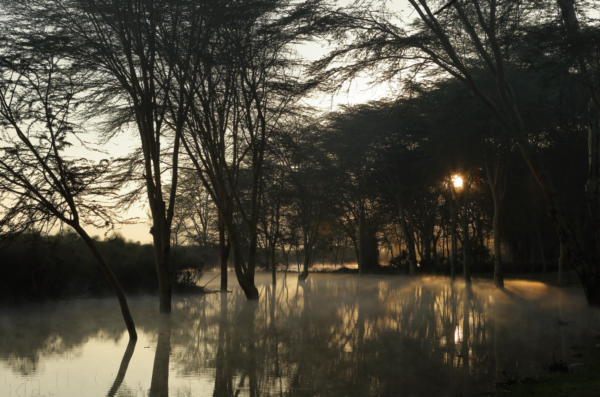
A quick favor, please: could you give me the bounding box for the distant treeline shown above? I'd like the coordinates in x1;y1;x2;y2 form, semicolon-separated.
0;232;217;302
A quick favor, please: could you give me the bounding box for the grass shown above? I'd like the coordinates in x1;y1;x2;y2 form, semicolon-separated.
493;346;600;396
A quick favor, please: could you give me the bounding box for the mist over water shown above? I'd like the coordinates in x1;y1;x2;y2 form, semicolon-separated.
0;274;597;397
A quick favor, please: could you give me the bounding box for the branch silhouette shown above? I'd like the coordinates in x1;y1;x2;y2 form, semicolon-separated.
434;0;459;15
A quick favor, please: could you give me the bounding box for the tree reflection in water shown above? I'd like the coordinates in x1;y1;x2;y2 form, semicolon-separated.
149;314;171;397
0;275;594;397
107;338;136;397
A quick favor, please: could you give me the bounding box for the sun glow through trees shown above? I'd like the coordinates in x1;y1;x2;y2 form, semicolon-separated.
452;175;463;189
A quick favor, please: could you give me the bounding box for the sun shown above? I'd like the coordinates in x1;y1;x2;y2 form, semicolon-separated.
452;175;463;189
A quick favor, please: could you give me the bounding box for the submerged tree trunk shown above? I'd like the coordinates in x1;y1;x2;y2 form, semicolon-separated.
74;225;137;340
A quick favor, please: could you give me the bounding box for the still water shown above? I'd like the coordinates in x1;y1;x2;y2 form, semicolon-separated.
0;274;598;397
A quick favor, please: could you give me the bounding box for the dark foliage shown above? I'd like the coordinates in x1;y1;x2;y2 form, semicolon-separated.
0;232;216;301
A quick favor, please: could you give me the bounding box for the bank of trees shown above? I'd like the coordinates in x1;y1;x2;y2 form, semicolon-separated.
1;0;600;307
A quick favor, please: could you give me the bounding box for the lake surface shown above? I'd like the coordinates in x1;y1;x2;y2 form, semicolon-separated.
1;273;598;397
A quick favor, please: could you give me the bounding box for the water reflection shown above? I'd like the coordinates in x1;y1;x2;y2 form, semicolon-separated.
149;314;171;397
107;339;136;397
0;275;596;397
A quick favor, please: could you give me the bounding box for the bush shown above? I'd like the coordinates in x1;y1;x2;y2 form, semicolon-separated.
0;232;215;301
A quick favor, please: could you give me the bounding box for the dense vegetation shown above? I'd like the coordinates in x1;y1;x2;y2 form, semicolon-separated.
0;232;209;302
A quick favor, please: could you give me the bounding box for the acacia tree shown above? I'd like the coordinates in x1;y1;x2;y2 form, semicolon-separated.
0;52;137;338
310;0;600;302
179;0;322;298
9;0;212;311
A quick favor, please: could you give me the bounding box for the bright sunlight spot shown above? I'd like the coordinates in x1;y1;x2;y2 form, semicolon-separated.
452;175;463;189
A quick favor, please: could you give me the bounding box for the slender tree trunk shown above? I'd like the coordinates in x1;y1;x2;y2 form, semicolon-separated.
485;160;504;288
586;101;600;261
398;197;417;275
218;211;231;292
74;225;137;339
559;241;566;287
492;198;503;287
450;195;457;281
358;200;366;276
271;240;277;286
462;194;472;284
535;222;548;272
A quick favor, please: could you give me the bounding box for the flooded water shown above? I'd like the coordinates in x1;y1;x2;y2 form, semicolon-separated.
1;273;598;397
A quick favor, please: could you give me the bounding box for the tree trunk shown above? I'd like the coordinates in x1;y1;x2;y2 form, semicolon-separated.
271;240;277;286
74;225;137;339
586;101;600;262
149;314;171;397
450;195;457;281
397;197;417;275
358;200;366;276
558;241;566;287
151;221;172;313
299;205;322;282
462;194;472;284
492;198;503;287
218;211;231;292
535;222;548;272
228;223;259;299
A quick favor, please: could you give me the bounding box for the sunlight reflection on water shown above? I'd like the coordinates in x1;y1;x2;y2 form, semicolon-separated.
0;273;597;397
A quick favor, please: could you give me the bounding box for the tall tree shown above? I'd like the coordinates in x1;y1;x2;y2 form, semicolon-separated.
0;51;137;338
179;0;322;298
9;0;211;311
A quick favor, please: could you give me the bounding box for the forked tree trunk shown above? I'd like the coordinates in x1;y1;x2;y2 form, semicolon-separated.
298;205;322;282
